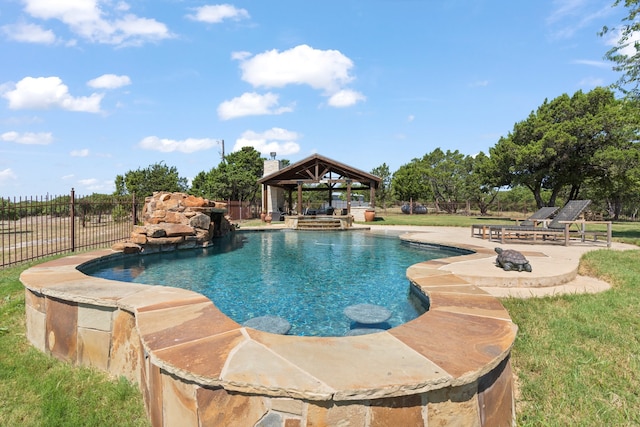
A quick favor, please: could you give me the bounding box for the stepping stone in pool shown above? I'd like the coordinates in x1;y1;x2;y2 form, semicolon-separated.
243;316;291;335
343;303;392;324
345;328;387;336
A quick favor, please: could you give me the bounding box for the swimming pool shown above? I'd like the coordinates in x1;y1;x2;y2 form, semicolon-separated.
22;228;517;426
84;230;465;336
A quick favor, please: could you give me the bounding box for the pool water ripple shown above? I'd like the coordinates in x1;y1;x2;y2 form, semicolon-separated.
86;230;462;336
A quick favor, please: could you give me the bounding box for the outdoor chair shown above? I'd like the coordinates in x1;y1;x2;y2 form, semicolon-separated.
471;206;559;239
488;200;611;247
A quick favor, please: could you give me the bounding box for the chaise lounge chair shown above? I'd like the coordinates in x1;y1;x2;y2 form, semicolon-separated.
488;200;611;247
471;206;559;239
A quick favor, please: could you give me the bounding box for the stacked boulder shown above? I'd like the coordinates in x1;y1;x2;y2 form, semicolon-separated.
112;192;232;254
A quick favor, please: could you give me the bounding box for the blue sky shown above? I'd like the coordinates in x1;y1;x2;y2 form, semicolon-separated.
0;0;631;197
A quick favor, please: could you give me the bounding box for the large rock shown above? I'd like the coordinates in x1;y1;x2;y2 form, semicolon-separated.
111;242;142;254
183;195;208;208
162;223;195;237
189;213;211;230
130;233;147;245
146;236;185;246
112;192;233;254
146;225;166;238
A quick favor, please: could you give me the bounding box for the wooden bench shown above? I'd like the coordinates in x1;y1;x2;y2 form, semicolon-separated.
489;221;612;247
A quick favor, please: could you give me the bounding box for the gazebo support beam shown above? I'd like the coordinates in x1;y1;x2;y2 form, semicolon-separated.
370;182;376;208
297;181;303;215
346;180;352;215
262;184;268;214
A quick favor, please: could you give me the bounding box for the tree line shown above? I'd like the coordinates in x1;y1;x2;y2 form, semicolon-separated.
0;193;134;223
109;87;639;219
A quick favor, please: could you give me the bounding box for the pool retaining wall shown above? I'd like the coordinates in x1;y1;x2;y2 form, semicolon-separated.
21;241;516;426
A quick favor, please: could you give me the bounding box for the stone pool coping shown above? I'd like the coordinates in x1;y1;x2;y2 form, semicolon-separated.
20;231;517;401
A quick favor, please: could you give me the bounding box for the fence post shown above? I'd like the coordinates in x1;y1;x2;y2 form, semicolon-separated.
70;188;76;252
132;193;137;227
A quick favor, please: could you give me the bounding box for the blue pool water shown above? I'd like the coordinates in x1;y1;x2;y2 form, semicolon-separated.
85;230;464;336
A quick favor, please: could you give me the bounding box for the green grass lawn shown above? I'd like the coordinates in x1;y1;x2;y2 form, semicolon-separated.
505;249;640;425
2;214;639;425
0;260;150;427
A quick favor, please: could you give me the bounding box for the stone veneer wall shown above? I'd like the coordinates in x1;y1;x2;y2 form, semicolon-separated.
23;287;514;426
114;192;232;254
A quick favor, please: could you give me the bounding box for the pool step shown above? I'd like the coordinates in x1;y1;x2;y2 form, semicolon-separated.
296;218;344;230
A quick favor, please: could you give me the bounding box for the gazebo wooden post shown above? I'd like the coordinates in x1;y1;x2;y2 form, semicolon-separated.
287;189;293;215
297;181;303;216
346;179;352;215
370;181;376;208
262;184;268;214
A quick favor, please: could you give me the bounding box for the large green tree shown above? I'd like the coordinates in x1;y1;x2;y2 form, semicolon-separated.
420;148;473;213
587;143;640;218
391;159;432;206
392;149;498;214
191;146;264;203
466;152;499;215
114;162;188;198
485;87;636;208
370;163;392;209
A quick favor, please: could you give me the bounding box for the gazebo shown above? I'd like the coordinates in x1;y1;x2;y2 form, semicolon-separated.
258;154;381;221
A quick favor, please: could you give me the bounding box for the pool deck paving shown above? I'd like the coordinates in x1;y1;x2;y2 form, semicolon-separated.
365;224;636;298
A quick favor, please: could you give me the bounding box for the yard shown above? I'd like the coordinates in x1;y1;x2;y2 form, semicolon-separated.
1;213;639;425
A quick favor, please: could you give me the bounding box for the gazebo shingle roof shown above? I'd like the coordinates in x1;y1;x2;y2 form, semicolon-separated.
258;153;381;190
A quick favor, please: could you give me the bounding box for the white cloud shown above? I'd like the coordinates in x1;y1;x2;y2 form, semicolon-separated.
572;59;610;68
138;136;220;153
79;178;99;186
187;4;250;23
0;115;43;126
238;44;355;93
76;177;114;193
231;51;251;61
1;130;53;145
235;45;365;108
605;27;640;58
87;74;131;89
546;0;586;25
217;92;293;120
2;76;103;113
407;115;415;122
20;0;172;46
546;0;612;40
233;128;301;156
327;89;366;107
70;148;90;157
0;168;18;182
2;22;56;44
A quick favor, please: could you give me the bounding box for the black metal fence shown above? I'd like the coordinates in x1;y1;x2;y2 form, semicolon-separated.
1;189;144;268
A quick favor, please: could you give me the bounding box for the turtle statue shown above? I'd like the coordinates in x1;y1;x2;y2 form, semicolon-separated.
494;247;532;272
